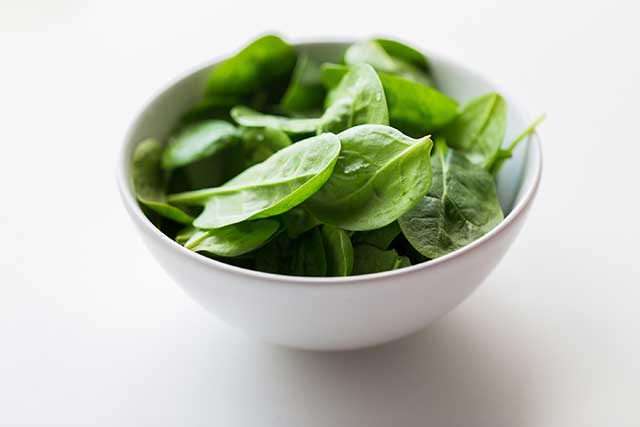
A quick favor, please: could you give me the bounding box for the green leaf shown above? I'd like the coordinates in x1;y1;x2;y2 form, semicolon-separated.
345;40;433;87
168;133;341;229
132;139;194;224
319;63;388;133
281;55;326;113
291;228;327;276
206;35;296;100
305;125;433;231
162;120;238;170
238;127;292;168
321;225;354;276
182;219;280;257
373;38;430;72
352;244;410;275
230;106;320;135
179;95;244;124
351;221;401;250
279;207;320;238
254;234;295;274
490;114;546;176
321;64;458;137
399;139;504;259
442;92;507;169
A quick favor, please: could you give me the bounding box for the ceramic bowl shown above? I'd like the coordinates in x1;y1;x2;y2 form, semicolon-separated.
117;41;542;351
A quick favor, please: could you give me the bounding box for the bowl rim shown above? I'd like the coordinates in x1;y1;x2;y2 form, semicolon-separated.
117;38;543;285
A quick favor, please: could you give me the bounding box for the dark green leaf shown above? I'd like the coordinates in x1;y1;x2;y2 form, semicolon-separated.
132;139;194;224
279;207;321;238
321;225;354;276
373;38;430;72
352;244;410;275
351;221;401;250
306;125;433;231
206;35;296;100
162;120;238;170
291;228;327;276
399;139;504;258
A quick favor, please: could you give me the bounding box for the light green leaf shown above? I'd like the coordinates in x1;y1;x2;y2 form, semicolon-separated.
319;63;388;133
281;55;326;113
306;125;433;231
169;133;341;229
230;106;320;135
183;219;280;257
443;92;507;169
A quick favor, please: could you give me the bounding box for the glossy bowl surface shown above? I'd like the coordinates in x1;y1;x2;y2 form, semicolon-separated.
117;41;542;350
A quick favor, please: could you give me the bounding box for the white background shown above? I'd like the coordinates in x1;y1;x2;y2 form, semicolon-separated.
1;0;639;425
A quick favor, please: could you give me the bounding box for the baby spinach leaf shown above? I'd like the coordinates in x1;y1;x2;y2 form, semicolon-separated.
443;92;507;169
352;244;411;275
321;64;457;137
132;139;194;224
206;35;296;100
305;125;433;231
490;114;546;176
351;221;401;250
238;127;292;168
168;133;341;229
162;120;238;170
230;106;320;135
279;207;321;238
399;139;504;259
381;73;458;137
373;38;430;72
182;219;280;257
345;40;433;87
291;228;327;276
255;234;295;275
321;225;354;276
319;63;388;133
281;55;326;113
179;95;244;124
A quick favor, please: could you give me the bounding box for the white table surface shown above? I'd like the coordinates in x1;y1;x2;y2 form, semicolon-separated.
2;1;639;425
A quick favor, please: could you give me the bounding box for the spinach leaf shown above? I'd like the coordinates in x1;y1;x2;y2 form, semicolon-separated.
182;219;280;257
442;92;507;169
291;228;327;276
132;139;194;224
345;40;433;87
255;234;295;274
351;221;401;250
399;139;504;259
206;35;296;100
321;64;458;136
168;133;341;229
319;63;388;133
352;244;411;275
321;225;354;276
279;207;321;238
238;127;292;168
179;95;244;124
162;120;238;170
231;106;319;135
373;38;430;72
281;55;326;113
306;125;433;231
490;114;546;176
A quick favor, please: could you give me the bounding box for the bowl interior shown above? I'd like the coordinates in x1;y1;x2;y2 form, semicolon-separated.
122;41;539;230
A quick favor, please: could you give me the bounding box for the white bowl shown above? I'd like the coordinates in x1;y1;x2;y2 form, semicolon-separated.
117;41;542;351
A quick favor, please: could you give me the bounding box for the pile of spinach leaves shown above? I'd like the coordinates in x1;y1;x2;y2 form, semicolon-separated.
132;35;543;276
